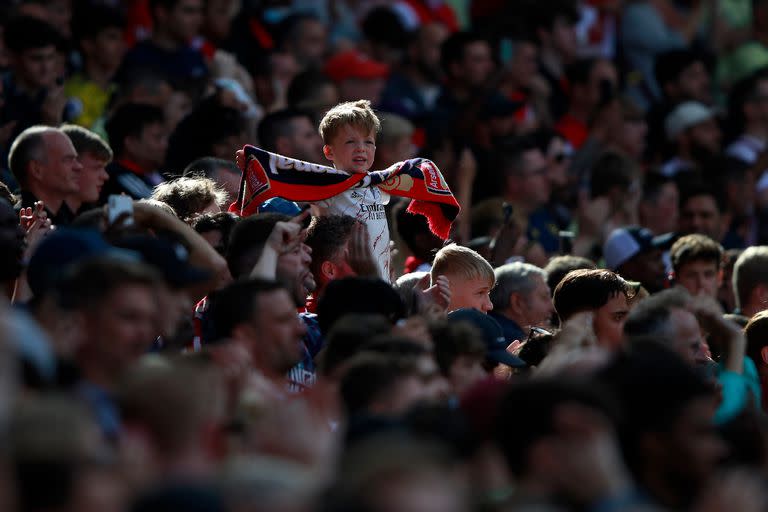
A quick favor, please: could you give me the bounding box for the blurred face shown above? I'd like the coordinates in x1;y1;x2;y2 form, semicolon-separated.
415;22;448;77
648;182;679;234
679;195;722;240
277;240;315;306
447;355;487;396
618;118;647;158
203;0;234;41
508;41;538;89
211;165;241;202
460;41;494;88
550;16;578;63
81;284;158;373
688;119;721;155
132;122;168;170
509;148;550;207
669;308;710;366
14;45;58;91
285;117;324;163
251;289;308;373
619;249;667;293
587;60;618;107
447;275;494;313
676;61;712;104
154;284;193;341
657;396;726;489
0;199;25;280
520;277;554;328
676;260;721;299
416;355;451;402
750;80;768;125
324;125;376;174
166;0;203;42
77;153;109;203
43;131;82;195
85;27;125;72
293;19;327;67
593;292;629;350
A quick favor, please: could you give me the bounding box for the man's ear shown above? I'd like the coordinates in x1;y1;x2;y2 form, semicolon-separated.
760;346;768;366
509;292;525;314
231;323;254;344
27;159;44;183
717;268;724;287
275;136;290;156
320;260;336;281
323;145;334;162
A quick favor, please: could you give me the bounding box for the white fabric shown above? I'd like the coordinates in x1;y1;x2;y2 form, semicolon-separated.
319;186;392;281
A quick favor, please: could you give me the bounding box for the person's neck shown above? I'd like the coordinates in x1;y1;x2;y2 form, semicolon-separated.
539;47;563;78
501;308;527;330
445;79;472;102
65;196;82;214
83;59;117;89
151;30;184;52
79;357;118;392
27;186;64;214
639;464;694;510
743;123;768;142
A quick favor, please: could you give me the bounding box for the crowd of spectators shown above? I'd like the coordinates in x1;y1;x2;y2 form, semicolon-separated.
5;0;768;511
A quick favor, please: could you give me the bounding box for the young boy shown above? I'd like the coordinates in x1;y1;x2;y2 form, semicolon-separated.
430;243;495;313
669;234;724;299
315;100;390;279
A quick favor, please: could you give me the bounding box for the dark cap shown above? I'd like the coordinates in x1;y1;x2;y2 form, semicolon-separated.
114;235;211;288
27;228;138;297
447;308;526;368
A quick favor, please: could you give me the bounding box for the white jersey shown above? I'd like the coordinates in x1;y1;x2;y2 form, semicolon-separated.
318;186;391;281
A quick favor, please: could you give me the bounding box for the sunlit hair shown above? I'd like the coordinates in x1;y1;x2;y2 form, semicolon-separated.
319;100;381;144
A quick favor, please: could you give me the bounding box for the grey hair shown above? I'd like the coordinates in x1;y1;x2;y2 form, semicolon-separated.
8;126;56;186
733;246;768;311
490;262;547;311
623;287;690;339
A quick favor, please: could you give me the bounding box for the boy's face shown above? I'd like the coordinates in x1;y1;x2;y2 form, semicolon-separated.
323;124;376;174
446;275;494;313
676;260;721;298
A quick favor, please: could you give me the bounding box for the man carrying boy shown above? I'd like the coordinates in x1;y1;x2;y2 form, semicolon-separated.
669;234;723;299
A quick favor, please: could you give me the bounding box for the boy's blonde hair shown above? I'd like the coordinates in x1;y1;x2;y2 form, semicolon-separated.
319;100;381;144
430;244;495;286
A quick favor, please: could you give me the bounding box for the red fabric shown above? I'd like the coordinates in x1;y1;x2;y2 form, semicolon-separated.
249;19;274;49
230;146;459;240
404;256;426;274
115;158;148;176
555;114;589;150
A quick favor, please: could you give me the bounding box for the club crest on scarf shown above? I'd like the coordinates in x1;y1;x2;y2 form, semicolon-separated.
230;145;461;240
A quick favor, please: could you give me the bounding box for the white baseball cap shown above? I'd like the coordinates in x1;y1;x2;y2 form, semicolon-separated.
665;101;716;141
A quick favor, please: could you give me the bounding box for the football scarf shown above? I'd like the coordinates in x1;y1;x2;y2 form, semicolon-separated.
230;145;460;239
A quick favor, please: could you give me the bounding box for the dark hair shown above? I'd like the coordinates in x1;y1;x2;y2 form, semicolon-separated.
670;234;723;273
596;342;715;472
728;68;768;134
183;157;240;180
287;70;335;109
256;108;314;153
317;277;406;335
339;353;421;416
429;321;486;376
225;213;289;278
191;212;239;255
105;103;165;156
623;287;690;340
275;13;322;50
60;124;113;162
395;200;435;257
517;330;555;367
4;16;63;54
165;97;246;172
542;255;596;294
590;151;637;198
553;269;633;322
305;215;358;278
440;31;488;76
361;6;408;50
209;278;286;341
745;311;768;370
677;179;726;214
530;0;579;34
654;49;707;90
565;57;598;86
58;258;160;310
641;172;676;204
320;314;393;376
499;134;541;176
72;3;125;43
494;377;616;477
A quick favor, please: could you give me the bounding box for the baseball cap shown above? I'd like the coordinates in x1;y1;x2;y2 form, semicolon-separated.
114;235;211;288
603;226;675;270
323;50;390;83
665;101;716;140
447;308;526;368
27;228;139;297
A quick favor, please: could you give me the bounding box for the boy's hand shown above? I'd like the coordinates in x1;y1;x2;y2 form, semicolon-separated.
236;149;245;170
